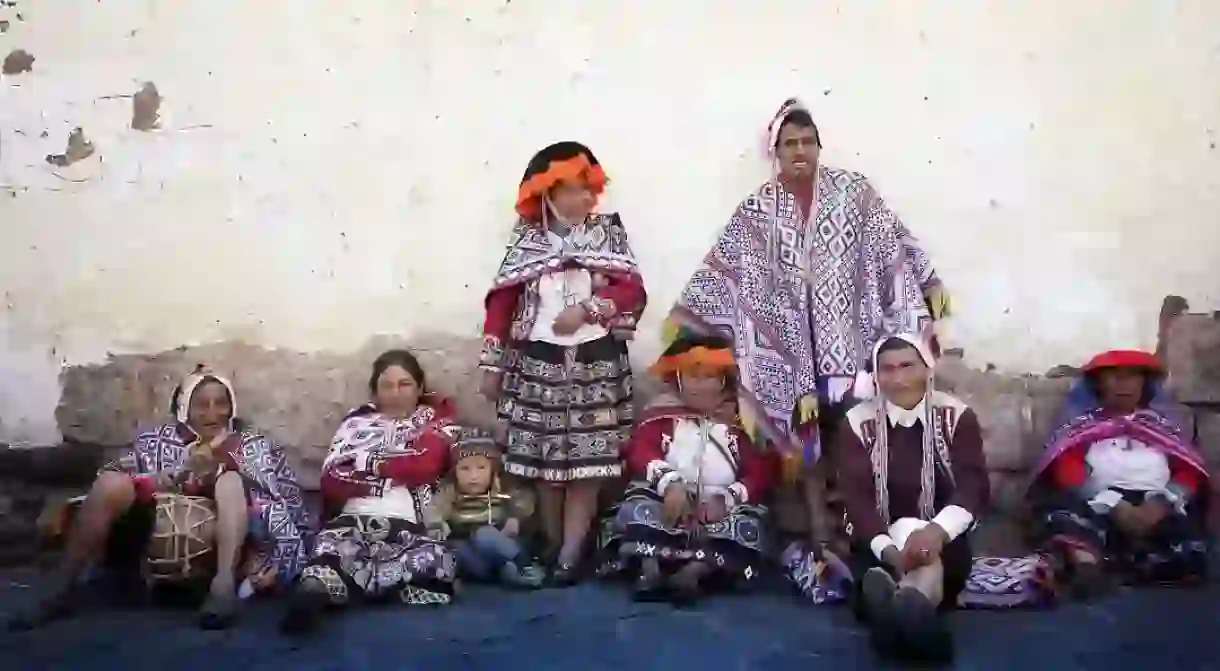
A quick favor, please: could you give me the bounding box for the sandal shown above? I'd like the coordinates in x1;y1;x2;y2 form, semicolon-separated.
199;587;239;630
280;581;329;636
7;583;78;632
548;562;579;588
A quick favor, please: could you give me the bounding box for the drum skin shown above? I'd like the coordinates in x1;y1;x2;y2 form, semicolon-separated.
144;493;218;585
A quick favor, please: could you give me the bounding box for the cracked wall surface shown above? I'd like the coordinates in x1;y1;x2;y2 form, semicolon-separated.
3;1;1220;446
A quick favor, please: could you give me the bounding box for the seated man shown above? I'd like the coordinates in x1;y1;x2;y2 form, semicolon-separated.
1029;349;1210;595
600;335;776;606
836;335;989;663
9;366;312;631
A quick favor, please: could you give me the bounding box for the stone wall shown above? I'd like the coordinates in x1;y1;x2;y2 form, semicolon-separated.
53;334;498;489
1163;313;1220;524
2;313;1218;564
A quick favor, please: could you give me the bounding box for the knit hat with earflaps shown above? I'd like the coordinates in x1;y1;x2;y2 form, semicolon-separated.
450;428;500;465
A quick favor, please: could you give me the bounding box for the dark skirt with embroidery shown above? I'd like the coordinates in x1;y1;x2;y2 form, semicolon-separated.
498;334;632;482
598;483;768;585
299;513;457;606
1036;488;1208;584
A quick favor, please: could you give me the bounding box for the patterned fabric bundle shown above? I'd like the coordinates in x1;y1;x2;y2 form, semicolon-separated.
957;555;1057;610
780;541;853;605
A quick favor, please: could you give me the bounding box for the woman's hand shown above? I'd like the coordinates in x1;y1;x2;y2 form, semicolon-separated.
184;450;219;480
661;485;691;528
698;496;729;524
479;370;503;401
551;305;588;336
1111;501;1145;537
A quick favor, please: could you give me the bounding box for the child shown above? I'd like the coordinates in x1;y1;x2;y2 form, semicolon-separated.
435;432;544;589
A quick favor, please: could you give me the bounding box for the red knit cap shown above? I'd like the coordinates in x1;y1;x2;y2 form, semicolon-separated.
1081;349;1163;375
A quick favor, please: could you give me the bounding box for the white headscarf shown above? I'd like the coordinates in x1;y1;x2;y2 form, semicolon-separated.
763;97;812;165
173;366;238;435
862;333;951;524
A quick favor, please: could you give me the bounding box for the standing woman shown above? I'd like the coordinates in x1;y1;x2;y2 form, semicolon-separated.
479;142;647;584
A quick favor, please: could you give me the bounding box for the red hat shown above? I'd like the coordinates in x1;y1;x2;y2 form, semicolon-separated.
1081;349;1163;376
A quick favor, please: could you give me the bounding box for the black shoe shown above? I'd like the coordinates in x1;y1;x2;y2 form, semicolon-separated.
1069;561;1113;601
665;566;705;609
631;572;669;603
668;579;702;609
500;562;545;590
860;568;900;655
891;587;952;664
280;586;328;636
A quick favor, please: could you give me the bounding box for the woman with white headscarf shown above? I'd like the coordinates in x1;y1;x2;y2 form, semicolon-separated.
9;365;312;632
834;334;989;663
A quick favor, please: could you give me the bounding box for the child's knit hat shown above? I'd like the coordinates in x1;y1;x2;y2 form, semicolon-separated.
450;427;500;465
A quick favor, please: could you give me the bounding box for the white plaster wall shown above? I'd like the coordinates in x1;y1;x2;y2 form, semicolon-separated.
1;0;1218;446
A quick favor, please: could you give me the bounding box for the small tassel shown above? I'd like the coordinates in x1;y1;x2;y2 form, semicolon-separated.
781;451;803;484
739;404;759;442
659;317;681;348
796;394;819;426
926;284;953;320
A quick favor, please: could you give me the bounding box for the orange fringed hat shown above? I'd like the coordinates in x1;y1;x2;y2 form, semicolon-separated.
649;345;736;378
1081;349;1164;376
516;141;608;221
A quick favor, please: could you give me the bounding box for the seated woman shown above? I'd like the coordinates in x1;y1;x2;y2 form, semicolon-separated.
836;334;989;663
600;335;775;606
281;349;459;635
1029;349;1210;596
9;366;313;631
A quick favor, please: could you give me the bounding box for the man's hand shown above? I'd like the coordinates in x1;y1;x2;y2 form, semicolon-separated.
900;524;948;571
661;485;691;528
697;495;728;524
880;546;905;579
479;370;503;401
502;517;521;539
551;305;588;336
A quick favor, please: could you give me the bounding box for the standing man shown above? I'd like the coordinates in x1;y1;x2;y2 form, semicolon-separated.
663;98;951;564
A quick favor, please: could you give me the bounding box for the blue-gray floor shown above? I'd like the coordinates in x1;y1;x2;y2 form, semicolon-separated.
1;568;1217;671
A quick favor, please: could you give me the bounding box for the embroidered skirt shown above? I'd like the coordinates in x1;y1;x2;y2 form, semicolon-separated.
598;483;768;584
299;513;457;606
1038;489;1208;584
497;334;632;482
